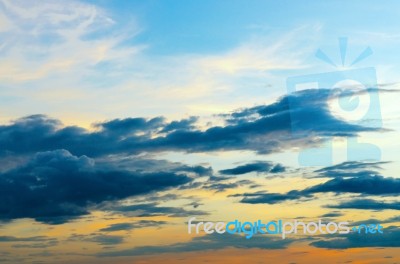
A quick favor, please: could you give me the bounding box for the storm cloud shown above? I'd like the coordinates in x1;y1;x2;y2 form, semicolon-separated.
0;89;384;158
0;150;192;224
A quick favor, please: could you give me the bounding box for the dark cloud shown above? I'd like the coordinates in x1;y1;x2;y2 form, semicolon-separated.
110;202;209;217
85;235;124;245
0;236;58;249
97;233;295;257
101;157;212;177
203;182;240;192
314;161;389;178
304;175;400;195
351;216;400;226
236;173;400;205
219;161;285;175
69;234;124;245
100;223;136;232
12;241;58;248
94;117;165;135
202;177;256;192
208;175;231;182
0;150;192;224
319;212;343;218
0;89;384;158
99;220;168;232
326;199;400;211
310;226;400;249
315;161;389;173
160;117;198;133
235;191;312;204
313;170;380;179
0;236;54;242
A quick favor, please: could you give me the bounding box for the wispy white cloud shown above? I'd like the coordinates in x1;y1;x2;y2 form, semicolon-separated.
0;0;315;126
0;0;142;81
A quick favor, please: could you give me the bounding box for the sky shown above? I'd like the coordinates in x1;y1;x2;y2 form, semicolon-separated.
0;0;400;263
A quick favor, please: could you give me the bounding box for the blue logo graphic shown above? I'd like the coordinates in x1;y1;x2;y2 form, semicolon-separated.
287;37;382;166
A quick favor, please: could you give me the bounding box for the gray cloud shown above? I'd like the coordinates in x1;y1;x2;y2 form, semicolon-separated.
0;150;192;224
97;233;295;257
99;220;168;232
0;89;385;159
326;199;400;211
219;161;285;175
310;226;400;249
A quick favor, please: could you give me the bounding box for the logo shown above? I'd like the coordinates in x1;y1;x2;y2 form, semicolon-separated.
187;217;383;239
286;37;382;166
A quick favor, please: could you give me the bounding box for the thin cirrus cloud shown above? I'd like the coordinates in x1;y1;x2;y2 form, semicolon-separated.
0;0;141;82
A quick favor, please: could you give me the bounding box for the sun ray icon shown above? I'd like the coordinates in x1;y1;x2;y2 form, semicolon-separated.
315;37;373;68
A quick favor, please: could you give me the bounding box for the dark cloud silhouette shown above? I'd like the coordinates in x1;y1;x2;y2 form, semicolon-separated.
85;235;124;245
102;157;213;177
0;150;192;224
310;226;400;249
204;182;240;192
304;175;400;195
319;212;343;218
0;236;58;249
350;216;400;226
69;234;124;245
314;170;380;178
326;199;400;210
315;161;389;173
219;161;285;175
0;236;54;242
0;88;392;231
203;179;255;193
160;117;198;133
314;161;389;178
97;233;295;257
237;173;400;205
99;221;168;232
0;89;384;158
110;202;209;217
234;191;312;204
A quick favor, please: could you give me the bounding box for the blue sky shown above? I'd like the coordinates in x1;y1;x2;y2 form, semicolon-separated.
90;0;400;54
1;0;400;125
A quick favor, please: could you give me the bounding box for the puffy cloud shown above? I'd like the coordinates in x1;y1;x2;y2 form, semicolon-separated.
0;149;192;224
0;89;385;158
